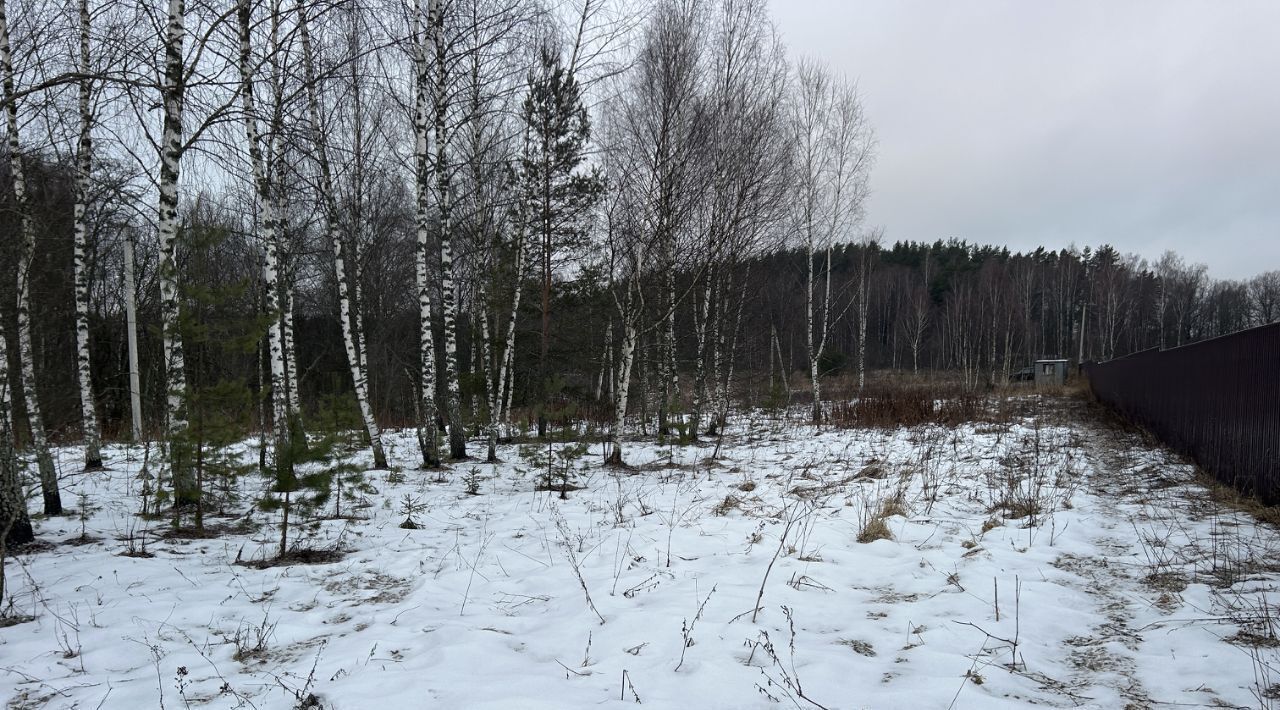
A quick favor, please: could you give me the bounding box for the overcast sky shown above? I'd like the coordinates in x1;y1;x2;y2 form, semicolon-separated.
767;0;1280;280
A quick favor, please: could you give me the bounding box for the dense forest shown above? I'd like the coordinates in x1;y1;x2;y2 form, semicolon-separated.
2;0;1277;540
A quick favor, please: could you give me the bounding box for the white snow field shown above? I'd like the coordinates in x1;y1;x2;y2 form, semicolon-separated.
3;397;1279;709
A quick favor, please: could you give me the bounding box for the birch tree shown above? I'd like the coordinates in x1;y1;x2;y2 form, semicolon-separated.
618;0;706;438
411;0;442;468
452;0;527;462
296;0;387;469
71;0;103;470
600;0;710;462
689;0;788;439
855;229;880;390
1;0;61;514
431;0;469;460
236;0;293;487
790;60;873;422
155;0;194;504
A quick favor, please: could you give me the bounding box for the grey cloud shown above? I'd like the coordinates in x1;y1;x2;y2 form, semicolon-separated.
769;0;1280;278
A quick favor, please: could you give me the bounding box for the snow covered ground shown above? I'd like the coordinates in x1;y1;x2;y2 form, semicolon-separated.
3;396;1279;709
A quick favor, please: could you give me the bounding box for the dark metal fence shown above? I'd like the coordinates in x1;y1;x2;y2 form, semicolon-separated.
1086;322;1280;504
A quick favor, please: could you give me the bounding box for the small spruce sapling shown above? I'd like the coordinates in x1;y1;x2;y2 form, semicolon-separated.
173;223;275;531
522;441;589;498
464;467;483;496
399;495;426;529
316;395;375;519
258;398;357;558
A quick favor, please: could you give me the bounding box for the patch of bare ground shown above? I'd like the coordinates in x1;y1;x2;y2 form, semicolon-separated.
0;614;35;628
324;571;412;604
160;519;256;540
240;548;346;569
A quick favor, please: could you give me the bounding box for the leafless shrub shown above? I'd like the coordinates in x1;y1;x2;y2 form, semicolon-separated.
231;609;277;662
831;384;1000;429
674;585;717;672
743;606;831;709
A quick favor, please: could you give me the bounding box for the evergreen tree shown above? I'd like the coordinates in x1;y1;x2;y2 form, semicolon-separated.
519;42;603;438
162;218;268;531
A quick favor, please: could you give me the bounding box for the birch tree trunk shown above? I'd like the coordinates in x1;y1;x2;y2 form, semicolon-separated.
412;0;441;468
606;288;639;467
659;265;678;436
296;2;386;468
689;273;713;441
1;0;61;514
857;247;871;392
479;284;498;462
72;0;103;470
237;0;289;481
805;242;830;424
158;0;195;505
262;2;300;429
498;129;532;436
707;275;725;436
0;321;34;545
497;209;522;435
123;231;143;441
282;278;300;417
433;4;466;460
710;272;747;457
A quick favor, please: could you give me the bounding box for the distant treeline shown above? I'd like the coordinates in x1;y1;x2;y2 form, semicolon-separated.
4;152;1274;443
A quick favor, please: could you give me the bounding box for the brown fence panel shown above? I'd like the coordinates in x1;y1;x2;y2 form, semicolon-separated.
1085;322;1280;504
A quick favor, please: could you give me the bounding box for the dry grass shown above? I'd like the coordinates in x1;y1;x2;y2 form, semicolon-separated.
830;383;1002;429
857;516;893;544
878;491;908;519
712;494;742;516
989;496;1042;521
1197;476;1280;528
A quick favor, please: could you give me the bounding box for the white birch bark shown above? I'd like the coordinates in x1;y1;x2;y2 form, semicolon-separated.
479;284;498;462
607;286;639;466
412;0;441;468
432;2;465;460
157;0;195;504
689;273;713;440
498;127;533;436
857;246;871;391
261;2;300;426
296;2;386;468
237;0;288;471
1;0;61;514
707;276;725;434
805;243;831;423
72;0;102;470
282;282;300;415
711;273;748;458
660;266;678;435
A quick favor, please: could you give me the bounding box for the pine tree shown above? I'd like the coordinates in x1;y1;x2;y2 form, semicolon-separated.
164;218;268;531
520;43;603;438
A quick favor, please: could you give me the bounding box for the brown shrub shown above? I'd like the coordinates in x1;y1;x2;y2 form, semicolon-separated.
831;383;998;428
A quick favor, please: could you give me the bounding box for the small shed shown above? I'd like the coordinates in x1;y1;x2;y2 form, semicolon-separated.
1034;359;1069;387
